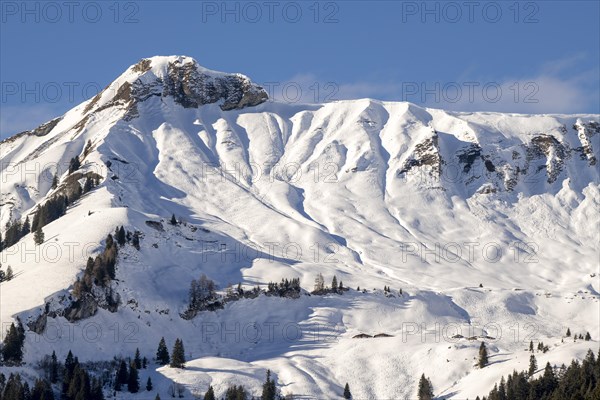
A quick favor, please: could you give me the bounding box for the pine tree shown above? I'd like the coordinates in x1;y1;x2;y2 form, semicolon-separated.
127;362;139;393
156;337;170;365
343;382;352;399
34;225;45;245
146;377;153;391
332;276;338;293
117;226;126;246
142;356;148;369
69;156;80;174
529;340;534;352
62;350;77;396
170;338;186;368
566;327;571;337
478;342;489;368
1;322;25;364
91;377;104;400
585;331;592;341
204;385;216;400
529;354;537;376
417;374;434;400
155;394;161;400
132;231;140;250
134;348;142;369
21;217;30;236
339;280;344;291
115;360;128;391
31;378;55;400
50;350;59;383
83;177;94;193
51;173;59;189
6;265;14;281
498;377;507;400
170;214;177;225
261;369;277;400
541;362;558;392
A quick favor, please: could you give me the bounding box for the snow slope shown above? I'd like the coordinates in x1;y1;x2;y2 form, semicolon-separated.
0;55;599;399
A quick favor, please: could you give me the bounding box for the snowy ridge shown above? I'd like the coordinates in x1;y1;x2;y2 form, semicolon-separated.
0;56;599;399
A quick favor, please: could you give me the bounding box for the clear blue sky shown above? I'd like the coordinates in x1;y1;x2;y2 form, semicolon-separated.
1;1;599;138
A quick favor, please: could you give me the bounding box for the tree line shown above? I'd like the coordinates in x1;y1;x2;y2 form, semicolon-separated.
475;348;600;400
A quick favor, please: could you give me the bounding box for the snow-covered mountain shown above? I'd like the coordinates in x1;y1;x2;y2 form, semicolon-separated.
1;55;598;399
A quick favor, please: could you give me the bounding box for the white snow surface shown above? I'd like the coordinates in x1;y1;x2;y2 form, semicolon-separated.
0;56;599;399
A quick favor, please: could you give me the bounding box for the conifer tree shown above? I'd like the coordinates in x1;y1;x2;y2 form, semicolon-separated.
1;322;25;364
62;350;77;396
529;354;537;376
21;217;30;236
417;374;434;400
155;394;161;400
6;265;14;281
31;378;55;400
134;348;142;369
343;382;352;399
541;362;558;393
170;214;177;225
34;225;45;245
115;360;128;391
117;226;126;246
127;363;140;393
170;338;186;368
498;377;507;400
478;342;489;368
332;276;338;293
83;177;94;193
51;173;59;189
156;337;170;365
585;332;592;341
261;369;277;400
146;377;153;391
132;231;140;250
529;340;534;352
69;156;80;174
566;327;571;337
50;350;59;383
142;356;148;369
204;385;216;400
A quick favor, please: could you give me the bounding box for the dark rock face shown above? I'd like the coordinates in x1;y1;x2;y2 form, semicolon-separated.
64;293;99;321
457;144;483;174
127;58;268;112
525;135;568;184
574;121;599;166
399;135;442;177
161;59;268;110
82;57;269;120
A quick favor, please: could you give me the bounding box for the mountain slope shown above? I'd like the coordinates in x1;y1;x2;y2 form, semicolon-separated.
1;55;598;399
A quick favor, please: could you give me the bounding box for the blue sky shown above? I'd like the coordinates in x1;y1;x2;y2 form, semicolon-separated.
1;1;599;137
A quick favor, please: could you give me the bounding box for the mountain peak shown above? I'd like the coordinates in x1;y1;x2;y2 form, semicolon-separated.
84;55;268;116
